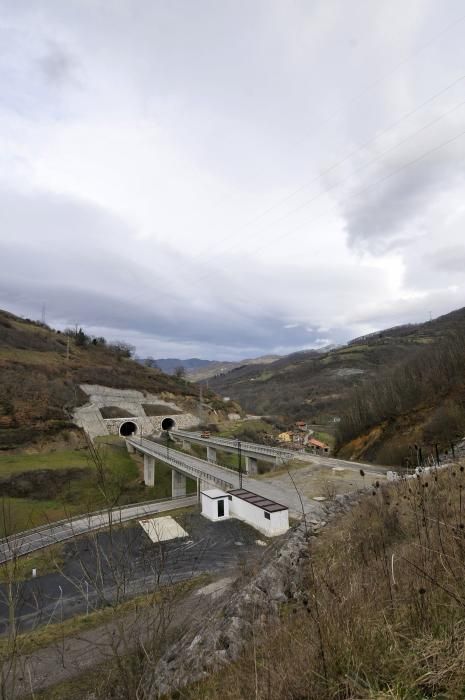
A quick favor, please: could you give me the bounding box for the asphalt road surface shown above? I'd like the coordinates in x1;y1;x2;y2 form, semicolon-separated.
0;512;271;635
171;429;387;472
0;495;197;564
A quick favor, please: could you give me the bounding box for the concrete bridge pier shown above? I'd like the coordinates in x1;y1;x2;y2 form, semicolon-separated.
245;455;258;475
182;440;191;450
144;454;155;487
172;470;187;498
207;446;217;463
127;442;136;454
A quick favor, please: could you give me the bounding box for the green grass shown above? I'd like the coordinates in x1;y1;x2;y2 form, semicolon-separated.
176;441;244;472
0;497;84;537
0;439;195;537
254;459;308;479
256;371;273;382
312;430;335;447
0;448;92;476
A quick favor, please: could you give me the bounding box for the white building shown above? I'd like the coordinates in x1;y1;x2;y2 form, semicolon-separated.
228;488;289;537
201;488;230;521
200;487;289;537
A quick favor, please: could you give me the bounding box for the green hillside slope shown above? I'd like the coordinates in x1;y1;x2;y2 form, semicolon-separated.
208;317;453;419
209;307;465;463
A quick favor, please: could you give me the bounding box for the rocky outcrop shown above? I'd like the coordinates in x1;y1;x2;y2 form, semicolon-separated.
143;494;360;698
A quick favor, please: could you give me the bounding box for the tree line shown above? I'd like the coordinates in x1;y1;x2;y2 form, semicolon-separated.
336;328;465;453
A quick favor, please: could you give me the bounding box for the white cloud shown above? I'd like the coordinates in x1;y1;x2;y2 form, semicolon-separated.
1;0;465;358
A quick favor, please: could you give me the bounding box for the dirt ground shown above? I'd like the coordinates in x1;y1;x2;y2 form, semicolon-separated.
261;461;387;502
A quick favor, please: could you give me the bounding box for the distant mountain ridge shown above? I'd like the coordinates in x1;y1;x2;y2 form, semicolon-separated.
145;355;281;380
207;306;465;434
146;358;213;374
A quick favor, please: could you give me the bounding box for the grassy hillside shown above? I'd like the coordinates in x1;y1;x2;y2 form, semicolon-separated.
187;354;281;382
0;308;232;451
207;323;444;421
335;324;465;465
188;466;465;699
208;306;465;464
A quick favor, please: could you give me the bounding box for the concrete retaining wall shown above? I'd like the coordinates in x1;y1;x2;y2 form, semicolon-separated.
104;413;199;436
73;384;200;440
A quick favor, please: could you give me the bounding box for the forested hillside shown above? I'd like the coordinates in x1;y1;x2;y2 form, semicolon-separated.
209;310;465;420
335;325;465;465
208;307;465;465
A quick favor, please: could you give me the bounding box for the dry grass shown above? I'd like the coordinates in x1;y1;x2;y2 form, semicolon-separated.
185;463;465;699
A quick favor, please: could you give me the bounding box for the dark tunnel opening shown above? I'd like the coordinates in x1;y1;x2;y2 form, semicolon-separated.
119;421;138;437
161;417;176;431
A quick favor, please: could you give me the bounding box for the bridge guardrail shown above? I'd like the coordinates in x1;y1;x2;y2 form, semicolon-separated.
173;430;298;460
128;438;235;489
0;494;194;550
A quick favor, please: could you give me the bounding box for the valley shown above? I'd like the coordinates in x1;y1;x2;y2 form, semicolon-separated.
2;305;465;699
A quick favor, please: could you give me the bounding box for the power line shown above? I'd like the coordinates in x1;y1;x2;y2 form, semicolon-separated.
195;70;465;264
111;116;465;333
192;100;465;281
187;11;465;260
245;124;465;259
118;75;465;318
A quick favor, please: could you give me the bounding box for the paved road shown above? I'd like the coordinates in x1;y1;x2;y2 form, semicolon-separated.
0;496;197;564
0;513;268;635
171;429;387;474
127;436;238;489
129;437;329;518
5;574;239;698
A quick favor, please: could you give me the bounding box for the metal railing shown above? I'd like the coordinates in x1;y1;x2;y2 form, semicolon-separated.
172;430;297;459
0;494;197;555
127;437;236;489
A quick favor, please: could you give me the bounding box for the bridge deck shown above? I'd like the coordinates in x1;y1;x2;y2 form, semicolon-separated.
171;430;385;473
127;437;331;517
127;437;239;490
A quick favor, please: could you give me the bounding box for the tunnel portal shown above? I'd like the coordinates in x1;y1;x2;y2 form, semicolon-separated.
161;417;176;431
119;420;138;437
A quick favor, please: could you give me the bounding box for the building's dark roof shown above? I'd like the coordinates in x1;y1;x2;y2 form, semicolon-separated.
228;488;287;513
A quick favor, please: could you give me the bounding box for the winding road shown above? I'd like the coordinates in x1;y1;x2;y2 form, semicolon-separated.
0;495;197;564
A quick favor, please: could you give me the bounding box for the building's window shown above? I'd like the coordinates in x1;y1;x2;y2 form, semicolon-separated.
264;512;270;520
228;495;232;500
217;499;225;518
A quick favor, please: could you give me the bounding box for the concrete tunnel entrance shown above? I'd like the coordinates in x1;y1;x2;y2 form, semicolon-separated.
119;421;138;437
161;417;176;431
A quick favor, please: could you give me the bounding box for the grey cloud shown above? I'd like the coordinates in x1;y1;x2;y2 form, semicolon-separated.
0;187;374;357
351;289;465;333
343;152;464;254
2;1;465;358
424;245;465;272
38;42;77;87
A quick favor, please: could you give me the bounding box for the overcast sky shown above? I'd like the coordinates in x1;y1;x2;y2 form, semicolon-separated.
1;0;465;360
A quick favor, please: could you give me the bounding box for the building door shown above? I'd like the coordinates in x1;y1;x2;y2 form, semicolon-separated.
217;499;224;517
